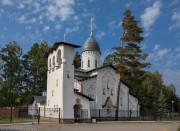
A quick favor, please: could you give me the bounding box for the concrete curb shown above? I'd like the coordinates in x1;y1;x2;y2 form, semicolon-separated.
97;121;180;124
0;123;32;126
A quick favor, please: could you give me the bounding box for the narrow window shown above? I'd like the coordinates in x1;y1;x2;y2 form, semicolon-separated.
103;88;106;95
49;59;51;68
111;89;113;96
53;56;55;66
52;56;55;71
88;59;90;67
49;59;51;73
52;90;54;97
56;79;58;86
95;60;97;68
48;100;50;106
82;61;83;68
120;97;122;106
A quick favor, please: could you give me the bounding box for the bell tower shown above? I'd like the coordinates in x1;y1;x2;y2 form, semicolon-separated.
46;42;80;122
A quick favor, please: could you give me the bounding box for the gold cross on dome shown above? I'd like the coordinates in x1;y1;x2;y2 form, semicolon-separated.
90;17;94;36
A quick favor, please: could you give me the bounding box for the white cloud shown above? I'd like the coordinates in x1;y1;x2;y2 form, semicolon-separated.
109;21;115;28
65;26;79;33
46;0;75;21
154;44;160;51
175;47;180;52
169;10;180;30
0;8;4;16
19;15;26;23
108;20;121;29
19;16;36;24
95;32;106;40
32;2;41;13
25;26;32;30
55;24;61;30
126;2;133;8
1;0;13;6
141;42;147;50
43;26;50;31
18;3;25;9
141;1;161;37
157;48;171;58
149;44;171;60
118;21;122;27
148;45;180;68
168;0;179;7
73;16;79;21
100;49;111;62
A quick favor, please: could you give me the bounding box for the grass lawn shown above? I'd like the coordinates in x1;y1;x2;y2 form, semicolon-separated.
0;118;32;124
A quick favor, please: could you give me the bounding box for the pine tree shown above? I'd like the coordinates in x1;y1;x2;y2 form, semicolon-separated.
157;91;168;120
73;51;81;68
104;10;150;93
103;10;150;119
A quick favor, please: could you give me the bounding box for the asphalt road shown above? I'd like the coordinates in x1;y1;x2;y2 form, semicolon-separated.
0;122;179;131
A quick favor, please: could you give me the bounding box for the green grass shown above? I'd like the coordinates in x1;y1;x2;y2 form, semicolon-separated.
0;118;32;124
177;126;180;131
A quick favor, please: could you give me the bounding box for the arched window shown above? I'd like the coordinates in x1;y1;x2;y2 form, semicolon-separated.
53;56;55;66
95;60;97;68
49;59;51;73
49;59;51;68
88;59;90;67
56;50;62;69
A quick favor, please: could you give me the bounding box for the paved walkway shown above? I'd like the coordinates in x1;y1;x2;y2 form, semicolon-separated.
0;122;179;131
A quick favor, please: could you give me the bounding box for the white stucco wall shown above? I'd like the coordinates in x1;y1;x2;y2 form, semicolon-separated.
119;83;129;111
81;77;96;109
46;44;75;119
129;94;140;117
81;51;100;70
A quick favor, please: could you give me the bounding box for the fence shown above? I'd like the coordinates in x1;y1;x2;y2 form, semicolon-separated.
0;107;179;124
90;109;139;121
90;109;180;121
0;107;38;124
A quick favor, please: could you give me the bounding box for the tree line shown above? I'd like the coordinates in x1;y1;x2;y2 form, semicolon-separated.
0;41;48;107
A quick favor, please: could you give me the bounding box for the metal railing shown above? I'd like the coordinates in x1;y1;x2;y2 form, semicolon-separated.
0;107;179;124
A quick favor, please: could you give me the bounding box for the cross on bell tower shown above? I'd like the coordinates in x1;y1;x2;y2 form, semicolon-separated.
90;17;94;36
64;33;66;42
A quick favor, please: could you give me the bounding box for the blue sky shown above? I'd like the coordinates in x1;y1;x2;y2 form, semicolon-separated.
0;0;180;96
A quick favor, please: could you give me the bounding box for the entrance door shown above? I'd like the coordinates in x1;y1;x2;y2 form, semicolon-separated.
74;104;82;122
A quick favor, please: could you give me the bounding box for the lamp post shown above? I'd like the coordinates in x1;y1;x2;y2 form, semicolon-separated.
172;101;174;118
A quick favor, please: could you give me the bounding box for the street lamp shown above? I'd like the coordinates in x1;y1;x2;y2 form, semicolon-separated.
172;101;174;118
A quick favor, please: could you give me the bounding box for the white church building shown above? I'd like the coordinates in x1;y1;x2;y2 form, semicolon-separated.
41;21;140;122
